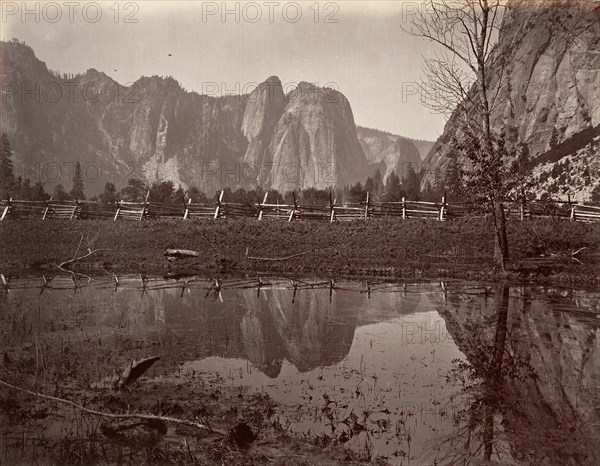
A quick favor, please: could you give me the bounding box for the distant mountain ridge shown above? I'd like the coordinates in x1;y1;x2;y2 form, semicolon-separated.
356;126;432;181
0;39;432;195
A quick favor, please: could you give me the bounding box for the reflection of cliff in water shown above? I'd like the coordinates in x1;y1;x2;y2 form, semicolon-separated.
3;277;423;378
429;284;600;465
163;283;423;377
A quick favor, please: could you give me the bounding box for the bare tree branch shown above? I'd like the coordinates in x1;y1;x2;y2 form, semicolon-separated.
0;379;227;436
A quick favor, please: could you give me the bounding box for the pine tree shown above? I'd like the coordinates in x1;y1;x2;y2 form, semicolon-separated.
365;177;375;194
445;155;462;199
0;132;15;196
404;165;421;200
384;171;402;202
121;178;147;202
100;182;117;204
349;182;366;203
373;169;383;194
53;184;70;201
31;181;49;201
70;162;85;200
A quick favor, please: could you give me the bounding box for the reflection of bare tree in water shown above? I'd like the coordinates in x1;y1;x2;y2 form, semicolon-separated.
482;283;509;462
432;282;528;465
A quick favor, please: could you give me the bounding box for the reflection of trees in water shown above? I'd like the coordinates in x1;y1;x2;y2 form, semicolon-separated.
432;284;600;466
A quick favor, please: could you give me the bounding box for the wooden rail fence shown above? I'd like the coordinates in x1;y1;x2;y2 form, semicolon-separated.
1;192;599;223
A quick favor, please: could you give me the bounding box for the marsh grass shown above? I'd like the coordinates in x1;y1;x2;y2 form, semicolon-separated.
1;217;598;283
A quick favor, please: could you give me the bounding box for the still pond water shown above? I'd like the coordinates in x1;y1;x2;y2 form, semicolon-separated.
0;275;599;465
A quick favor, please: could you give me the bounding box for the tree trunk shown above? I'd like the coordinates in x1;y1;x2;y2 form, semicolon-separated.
492;199;509;270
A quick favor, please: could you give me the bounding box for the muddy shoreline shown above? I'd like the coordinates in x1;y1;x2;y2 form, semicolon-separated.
1;218;599;286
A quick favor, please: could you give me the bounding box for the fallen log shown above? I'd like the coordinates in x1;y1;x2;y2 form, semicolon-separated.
163;249;199;258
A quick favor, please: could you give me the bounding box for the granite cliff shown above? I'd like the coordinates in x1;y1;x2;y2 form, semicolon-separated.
0;40;374;194
421;0;600;200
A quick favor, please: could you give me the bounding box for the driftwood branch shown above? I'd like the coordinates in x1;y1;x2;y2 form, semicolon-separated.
59;234;110;270
59;248;111;270
0;379;226;436
246;248;328;262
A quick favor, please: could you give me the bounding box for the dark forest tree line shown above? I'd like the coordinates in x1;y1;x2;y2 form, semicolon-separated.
3;125;522;209
1;130;466;207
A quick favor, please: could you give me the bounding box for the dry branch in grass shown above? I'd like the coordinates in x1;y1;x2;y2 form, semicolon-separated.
0;379;227;436
58;233;111;270
245;246;335;262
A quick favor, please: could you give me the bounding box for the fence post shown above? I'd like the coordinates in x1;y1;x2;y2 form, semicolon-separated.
402;197;406;220
42;197;53;220
1;197;12;221
329;191;335;223
183;198;191;219
258;192;268;220
138;190;149;221
214;190;224;219
113;200;121;221
567;193;575;222
70;199;79;220
364;192;370;220
439;193;446;221
520;192;526;221
288;192;298;222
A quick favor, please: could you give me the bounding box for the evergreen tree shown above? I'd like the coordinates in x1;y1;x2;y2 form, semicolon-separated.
174;186;186;204
0;132;15;196
121;178;147;202
445;154;462;199
31;181;49;201
349;181;366;203
384;171;402;201
373;168;383;194
149;180;175;204
70;162;85;200
99;182;118;204
53;184;70;201
404;165;421;200
186;186;208;204
365;177;375;194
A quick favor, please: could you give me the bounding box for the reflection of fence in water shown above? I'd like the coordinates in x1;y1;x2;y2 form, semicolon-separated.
0;274;445;300
2;191;599;222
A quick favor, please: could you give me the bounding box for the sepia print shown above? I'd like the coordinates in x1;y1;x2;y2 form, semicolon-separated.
0;1;599;464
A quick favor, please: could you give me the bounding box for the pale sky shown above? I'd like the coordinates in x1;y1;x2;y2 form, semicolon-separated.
1;0;448;141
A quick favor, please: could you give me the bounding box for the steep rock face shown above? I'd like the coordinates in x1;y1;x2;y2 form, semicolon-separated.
421;0;600;197
269;82;369;191
241;76;286;186
0;40;375;195
357;126;423;181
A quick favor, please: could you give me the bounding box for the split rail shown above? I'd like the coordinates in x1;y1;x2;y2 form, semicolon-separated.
1;192;599;223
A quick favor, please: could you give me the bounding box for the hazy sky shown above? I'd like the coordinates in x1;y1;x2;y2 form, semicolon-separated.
2;0;448;141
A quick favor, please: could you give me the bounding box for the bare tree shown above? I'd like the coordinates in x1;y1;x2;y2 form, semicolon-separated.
402;0;512;268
